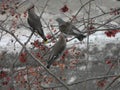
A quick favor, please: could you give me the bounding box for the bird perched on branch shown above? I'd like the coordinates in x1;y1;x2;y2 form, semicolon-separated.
47;34;66;68
27;5;47;42
56;18;86;41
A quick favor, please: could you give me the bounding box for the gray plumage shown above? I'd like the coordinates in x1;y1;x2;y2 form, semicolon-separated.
47;34;66;68
27;5;47;41
56;18;86;41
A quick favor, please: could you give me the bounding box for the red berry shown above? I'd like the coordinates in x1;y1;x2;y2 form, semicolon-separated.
19;52;27;63
106;60;112;64
0;71;7;78
32;40;39;48
97;80;107;88
104;30;119;37
60;5;69;13
46;34;52;39
2;81;8;85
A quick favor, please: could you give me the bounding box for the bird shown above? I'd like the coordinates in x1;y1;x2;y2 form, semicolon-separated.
47;34;66;68
27;5;47;42
56;18;86;41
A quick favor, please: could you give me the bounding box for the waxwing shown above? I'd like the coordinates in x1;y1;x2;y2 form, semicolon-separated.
47;34;66;68
27;5;47;41
56;18;86;41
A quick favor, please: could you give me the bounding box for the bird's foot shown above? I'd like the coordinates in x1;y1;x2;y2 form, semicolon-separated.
43;39;48;44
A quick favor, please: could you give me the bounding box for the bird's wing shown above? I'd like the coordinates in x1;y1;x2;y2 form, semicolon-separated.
48;39;66;62
27;17;36;30
28;15;42;29
72;28;81;35
49;44;65;59
71;24;82;35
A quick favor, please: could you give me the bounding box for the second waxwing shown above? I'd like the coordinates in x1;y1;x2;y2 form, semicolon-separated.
47;34;66;68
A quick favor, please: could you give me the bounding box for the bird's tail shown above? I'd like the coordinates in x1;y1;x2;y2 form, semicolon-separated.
46;59;53;69
46;61;52;69
76;34;86;41
43;37;47;42
46;64;50;69
46;56;55;69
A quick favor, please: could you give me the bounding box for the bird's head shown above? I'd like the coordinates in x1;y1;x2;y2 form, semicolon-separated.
59;33;66;41
56;18;65;25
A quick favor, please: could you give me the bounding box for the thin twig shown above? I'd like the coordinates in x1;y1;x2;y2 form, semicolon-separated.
104;75;120;90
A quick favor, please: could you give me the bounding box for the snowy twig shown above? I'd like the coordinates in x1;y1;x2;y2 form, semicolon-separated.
41;74;120;89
